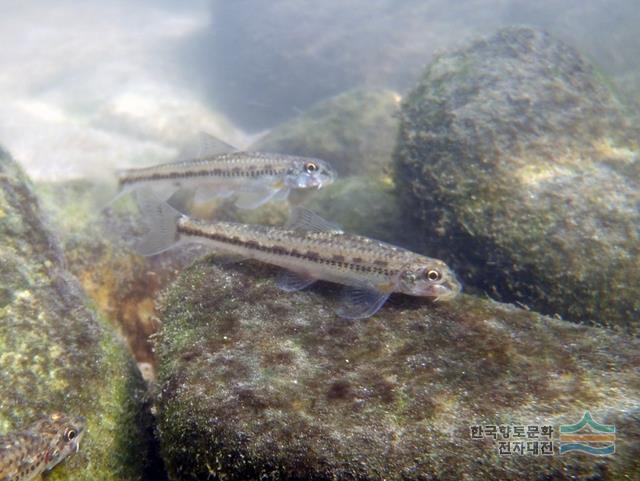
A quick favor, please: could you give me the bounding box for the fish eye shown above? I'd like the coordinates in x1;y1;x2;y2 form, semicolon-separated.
426;270;441;281
304;162;319;173
64;429;77;441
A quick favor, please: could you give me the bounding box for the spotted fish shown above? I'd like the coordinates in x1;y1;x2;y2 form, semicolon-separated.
0;413;85;481
116;151;336;211
135;204;461;319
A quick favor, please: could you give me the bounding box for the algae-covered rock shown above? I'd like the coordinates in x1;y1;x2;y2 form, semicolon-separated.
154;259;640;480
393;26;640;331
0;148;156;480
35;179;203;373
298;176;413;248
252;89;401;176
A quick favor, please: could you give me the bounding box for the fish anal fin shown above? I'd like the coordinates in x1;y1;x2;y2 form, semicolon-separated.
336;286;390;320
285;207;343;233
276;270;316;292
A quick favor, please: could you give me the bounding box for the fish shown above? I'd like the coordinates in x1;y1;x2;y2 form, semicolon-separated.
135;203;461;319
0;412;86;481
116;151;337;211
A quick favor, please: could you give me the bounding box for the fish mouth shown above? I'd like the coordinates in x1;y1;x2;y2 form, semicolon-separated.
424;280;462;302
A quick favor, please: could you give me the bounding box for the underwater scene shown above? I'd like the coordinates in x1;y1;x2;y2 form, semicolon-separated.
0;1;639;480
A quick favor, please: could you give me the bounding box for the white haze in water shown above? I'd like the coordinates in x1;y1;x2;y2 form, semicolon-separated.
0;0;247;180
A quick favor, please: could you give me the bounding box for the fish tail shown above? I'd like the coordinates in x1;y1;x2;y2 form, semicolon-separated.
133;187;182;256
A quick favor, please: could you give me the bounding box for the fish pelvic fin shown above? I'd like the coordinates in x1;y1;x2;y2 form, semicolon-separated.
336;285;391;320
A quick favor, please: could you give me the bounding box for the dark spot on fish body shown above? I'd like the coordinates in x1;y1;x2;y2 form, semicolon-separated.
304;250;320;260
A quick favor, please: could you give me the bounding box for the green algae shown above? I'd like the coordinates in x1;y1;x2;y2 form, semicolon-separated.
393;27;640;332
0;148;155;480
154;258;640;480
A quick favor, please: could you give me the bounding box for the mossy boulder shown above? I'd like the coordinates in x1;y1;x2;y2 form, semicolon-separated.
0;148;156;480
34;179;204;375
154;259;640;480
298;176;413;249
252;89;401;176
393;26;640;331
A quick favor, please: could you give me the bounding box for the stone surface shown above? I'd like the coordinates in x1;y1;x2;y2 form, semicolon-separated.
35;179;204;371
252;89;401;176
393;26;640;332
0;148;160;479
154;259;640;480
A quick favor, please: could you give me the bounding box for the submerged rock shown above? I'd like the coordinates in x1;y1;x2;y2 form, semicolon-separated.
252;89;401;176
298;176;412;249
35;179;202;370
393;26;640;331
154;259;640;480
0;148;156;480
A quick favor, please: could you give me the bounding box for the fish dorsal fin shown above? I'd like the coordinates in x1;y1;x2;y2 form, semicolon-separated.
178;131;238;159
285;207;343;233
196;132;238;157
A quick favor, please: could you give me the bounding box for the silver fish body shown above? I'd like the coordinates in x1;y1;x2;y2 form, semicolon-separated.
117;152;336;210
137;205;461;318
0;413;86;481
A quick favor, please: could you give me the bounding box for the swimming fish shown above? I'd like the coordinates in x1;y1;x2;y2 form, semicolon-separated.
0;413;86;481
116;151;337;211
135;204;461;319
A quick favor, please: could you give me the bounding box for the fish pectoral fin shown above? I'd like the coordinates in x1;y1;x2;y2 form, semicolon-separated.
285;207;343;233
276;269;316;292
193;185;235;204
234;186;279;209
271;187;290;202
336;286;391;320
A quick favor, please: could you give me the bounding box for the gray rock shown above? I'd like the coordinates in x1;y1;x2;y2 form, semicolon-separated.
154;259;640;480
393;26;640;331
252;89;401;176
0;148;157;480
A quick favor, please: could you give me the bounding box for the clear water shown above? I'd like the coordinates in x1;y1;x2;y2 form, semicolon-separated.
1;1;638;480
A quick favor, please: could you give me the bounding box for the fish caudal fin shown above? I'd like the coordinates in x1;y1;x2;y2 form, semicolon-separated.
133;188;182;256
